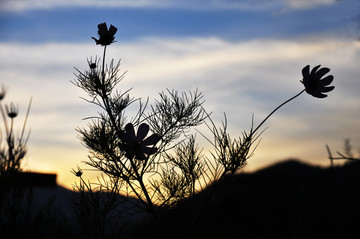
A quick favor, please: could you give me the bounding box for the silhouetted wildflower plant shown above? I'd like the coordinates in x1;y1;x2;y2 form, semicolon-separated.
72;22;335;238
0;86;32;175
0;86;32;236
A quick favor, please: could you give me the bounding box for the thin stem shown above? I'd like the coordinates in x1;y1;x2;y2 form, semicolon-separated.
7;118;14;171
20;97;32;142
252;89;305;135
0;103;9;138
326;144;334;167
80;176;92;192
102;45;107;83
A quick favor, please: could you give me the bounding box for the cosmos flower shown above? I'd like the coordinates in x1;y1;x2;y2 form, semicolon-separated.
252;64;335;134
301;65;335;98
121;123;159;161
92;22;117;46
5;102;18;118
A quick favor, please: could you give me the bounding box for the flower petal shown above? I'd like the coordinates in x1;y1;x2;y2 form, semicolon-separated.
320;86;335;93
315;67;330;80
124;123;136;142
97;23;108;35
319;75;334;86
302;65;310;79
308;89;327;98
311;65;321;76
91;37;100;44
142;134;160;146
137;123;149;141
109;25;117;36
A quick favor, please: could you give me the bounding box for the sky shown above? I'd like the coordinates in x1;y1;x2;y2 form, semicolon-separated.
0;0;359;189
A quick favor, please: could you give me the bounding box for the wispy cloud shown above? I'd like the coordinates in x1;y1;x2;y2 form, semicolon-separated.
284;0;336;10
1;35;359;187
0;0;339;13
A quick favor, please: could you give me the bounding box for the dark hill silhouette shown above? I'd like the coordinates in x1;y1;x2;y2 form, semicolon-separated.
0;171;57;187
3;159;360;238
129;159;360;239
0;180;146;238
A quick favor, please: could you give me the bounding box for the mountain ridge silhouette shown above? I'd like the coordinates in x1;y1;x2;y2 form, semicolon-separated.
129;159;360;238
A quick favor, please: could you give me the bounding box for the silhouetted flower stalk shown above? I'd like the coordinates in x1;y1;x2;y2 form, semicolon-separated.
0;86;32;175
252;64;334;135
0;87;32;236
73;23;335;238
74;22;170;238
185;64;335;234
5;103;18;167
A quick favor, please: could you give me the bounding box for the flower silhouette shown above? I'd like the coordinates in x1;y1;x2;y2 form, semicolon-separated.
301;65;335;98
121;123;159;161
5;102;18;118
92;22;117;46
88;58;97;69
0;85;6;101
72;166;83;177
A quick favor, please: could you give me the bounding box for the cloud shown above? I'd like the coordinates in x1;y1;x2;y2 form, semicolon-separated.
0;35;359;187
284;0;336;9
0;0;339;13
0;0;272;12
0;0;162;12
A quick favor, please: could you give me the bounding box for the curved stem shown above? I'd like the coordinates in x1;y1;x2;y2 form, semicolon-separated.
252;89;305;135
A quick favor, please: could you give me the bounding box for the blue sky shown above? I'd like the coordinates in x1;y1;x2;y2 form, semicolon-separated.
1;1;358;42
0;0;359;188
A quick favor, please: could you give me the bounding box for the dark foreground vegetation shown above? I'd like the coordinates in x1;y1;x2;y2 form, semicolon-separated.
1;159;360;239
